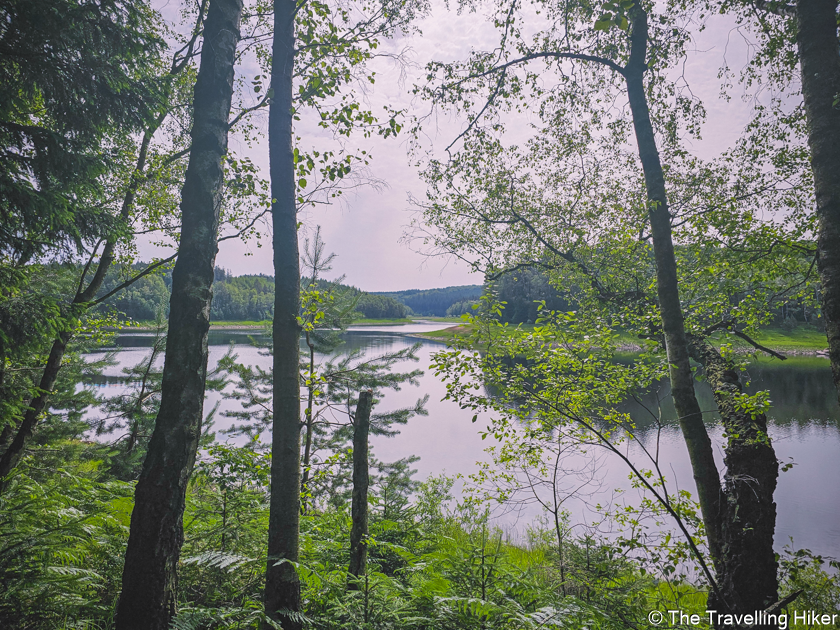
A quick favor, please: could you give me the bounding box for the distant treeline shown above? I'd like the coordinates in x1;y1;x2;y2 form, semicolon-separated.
374;276;566;322
488;266;822;327
96;264;820;327
96;266;408;322
375;285;484;317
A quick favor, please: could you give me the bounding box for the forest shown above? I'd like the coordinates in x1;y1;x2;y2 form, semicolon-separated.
374;286;484;317
2;0;840;629
93;265;412;322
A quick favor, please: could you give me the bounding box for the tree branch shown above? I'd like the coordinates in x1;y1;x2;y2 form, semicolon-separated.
731;329;787;360
90;254;178;307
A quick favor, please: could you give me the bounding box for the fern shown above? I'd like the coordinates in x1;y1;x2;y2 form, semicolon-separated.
182;551;254;572
0;459;132;628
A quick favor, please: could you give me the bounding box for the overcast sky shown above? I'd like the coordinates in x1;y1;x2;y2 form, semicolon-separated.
150;1;760;292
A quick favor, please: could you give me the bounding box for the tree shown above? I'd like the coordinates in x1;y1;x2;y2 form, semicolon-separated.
0;0;272;491
114;0;244;627
795;0;840;403
348;389;373;587
0;0;162;263
90;319;228;481
261;0;427;624
691;0;839;403
0;0;165;488
413;0;807;617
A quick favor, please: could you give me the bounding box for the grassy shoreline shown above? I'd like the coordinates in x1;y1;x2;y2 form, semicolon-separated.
113;316;461;331
413;323;831;355
111;319;829;355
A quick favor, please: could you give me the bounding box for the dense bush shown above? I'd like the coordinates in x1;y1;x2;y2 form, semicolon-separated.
2;447;754;630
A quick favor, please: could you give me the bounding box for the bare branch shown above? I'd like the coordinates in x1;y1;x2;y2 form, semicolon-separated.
731;329;788;360
90;254;178;307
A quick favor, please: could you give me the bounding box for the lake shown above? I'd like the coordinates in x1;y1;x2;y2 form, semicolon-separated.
87;322;840;560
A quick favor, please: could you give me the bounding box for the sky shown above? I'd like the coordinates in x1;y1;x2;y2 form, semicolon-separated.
148;0;763;292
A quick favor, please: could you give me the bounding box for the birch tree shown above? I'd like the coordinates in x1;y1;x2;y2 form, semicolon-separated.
412;0;812;618
115;0;244;627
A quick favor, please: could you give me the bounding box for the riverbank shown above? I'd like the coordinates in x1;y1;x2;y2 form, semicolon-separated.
413;323;830;356
112;316;462;331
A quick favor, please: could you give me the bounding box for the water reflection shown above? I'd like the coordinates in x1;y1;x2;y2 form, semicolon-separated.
86;324;840;558
620;357;840;430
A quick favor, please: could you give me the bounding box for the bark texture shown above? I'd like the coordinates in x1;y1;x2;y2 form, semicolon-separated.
348;390;373;586
623;8;723;566
796;0;840;404
114;1;243;627
690;339;779;619
301;333;316;510
264;0;303;627
623;9;779;617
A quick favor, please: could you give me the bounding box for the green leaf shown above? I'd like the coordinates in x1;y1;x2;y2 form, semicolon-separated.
594;17;612;31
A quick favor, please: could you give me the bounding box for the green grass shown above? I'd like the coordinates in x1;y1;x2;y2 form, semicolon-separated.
412;316;464;323
209;320;271;328
413;325;468;341
414;322;539;341
118;320;272;329
415;322;830;354
348;317;413;325
748;325;828;351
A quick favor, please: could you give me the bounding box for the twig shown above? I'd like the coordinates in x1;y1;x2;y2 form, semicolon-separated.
731;329;787;361
90;254;178;306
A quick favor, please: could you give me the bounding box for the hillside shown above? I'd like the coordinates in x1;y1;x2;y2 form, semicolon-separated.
374;285;483;317
95;266;409;322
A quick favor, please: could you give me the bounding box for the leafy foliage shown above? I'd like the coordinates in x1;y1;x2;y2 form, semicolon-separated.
0;456;134;627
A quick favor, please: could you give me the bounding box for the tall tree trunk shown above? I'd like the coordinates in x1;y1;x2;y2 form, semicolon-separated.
796;0;840;404
264;0;303;627
689;339;779;617
348;390;373;587
623;7;724;568
114;1;243;627
0;424;12;455
624;8;779;617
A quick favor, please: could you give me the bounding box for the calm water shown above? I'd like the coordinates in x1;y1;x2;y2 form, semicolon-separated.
87;323;840;559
